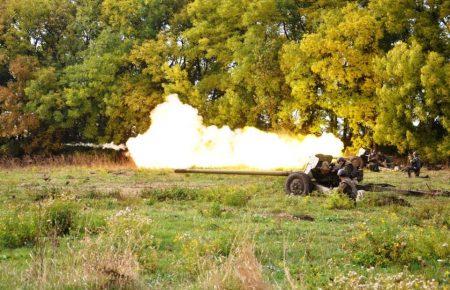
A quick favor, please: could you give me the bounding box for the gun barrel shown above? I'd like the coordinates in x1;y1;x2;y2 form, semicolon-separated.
174;168;291;176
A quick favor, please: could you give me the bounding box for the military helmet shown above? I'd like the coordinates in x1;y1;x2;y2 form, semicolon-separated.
337;157;346;164
337;168;347;177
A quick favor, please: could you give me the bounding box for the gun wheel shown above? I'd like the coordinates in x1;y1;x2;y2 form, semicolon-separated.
285;172;311;195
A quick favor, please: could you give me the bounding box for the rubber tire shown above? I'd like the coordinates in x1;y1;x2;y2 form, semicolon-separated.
285;172;311;195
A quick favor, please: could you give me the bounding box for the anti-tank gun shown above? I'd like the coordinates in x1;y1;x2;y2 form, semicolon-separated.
175;154;354;195
175;155;450;197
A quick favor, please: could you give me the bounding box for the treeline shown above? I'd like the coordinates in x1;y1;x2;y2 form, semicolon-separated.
0;0;448;161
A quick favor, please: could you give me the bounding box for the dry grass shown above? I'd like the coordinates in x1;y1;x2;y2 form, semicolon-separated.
79;237;142;289
201;241;271;290
0;151;134;169
24;235;142;289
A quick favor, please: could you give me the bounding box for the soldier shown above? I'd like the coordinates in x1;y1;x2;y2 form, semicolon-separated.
311;160;340;187
406;152;421;178
337;168;357;200
368;149;380;172
350;156;364;182
335;157;347;170
335;157;364;182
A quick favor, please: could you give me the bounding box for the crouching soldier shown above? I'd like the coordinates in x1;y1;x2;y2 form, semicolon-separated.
335;157;364;182
337;168;357;200
406;152;421;178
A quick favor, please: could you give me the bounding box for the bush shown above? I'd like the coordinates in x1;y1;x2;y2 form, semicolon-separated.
141;188;198;201
45;201;78;236
408;203;449;228
223;191;250;207
105;212;156;274
350;220;449;268
325;192;354;210
0;212;37;248
206;202;223;218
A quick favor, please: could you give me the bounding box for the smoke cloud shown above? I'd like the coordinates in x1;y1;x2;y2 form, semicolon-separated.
126;94;343;169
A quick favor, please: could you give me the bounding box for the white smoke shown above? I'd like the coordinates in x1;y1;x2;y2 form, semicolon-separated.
126;94;343;169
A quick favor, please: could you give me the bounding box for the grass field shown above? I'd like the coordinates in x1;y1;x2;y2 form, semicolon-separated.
0;165;449;289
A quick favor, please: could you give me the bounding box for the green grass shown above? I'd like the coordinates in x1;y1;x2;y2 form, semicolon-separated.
0;166;449;289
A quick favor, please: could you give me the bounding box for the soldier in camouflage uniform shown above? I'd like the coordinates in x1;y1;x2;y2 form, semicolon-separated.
337;168;358;200
406;152;421;178
335;156;364;200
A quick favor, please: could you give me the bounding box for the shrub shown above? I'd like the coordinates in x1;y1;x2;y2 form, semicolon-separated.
0;212;37;248
141;188;198;201
45;201;78;236
223;191;250;207
105;212;157;275
199;187;222;202
325;192;354;210
350;221;449;268
408;203;449;228
208;202;223;218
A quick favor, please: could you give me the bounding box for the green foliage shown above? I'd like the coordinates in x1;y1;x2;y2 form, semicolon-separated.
406;202;449;228
76;212;107;235
0;212;37;249
325;192;354;210
373;41;449;161
223;190;250;207
142;187;198;202
144;195;157;206
0;0;448;160
0;167;449;287
281;3;382;147
350;220;449;268
45;201;78;236
208;202;223;218
0;202;104;248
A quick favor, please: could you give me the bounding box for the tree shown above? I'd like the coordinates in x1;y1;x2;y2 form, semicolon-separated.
373;41;449;161
368;0;449;54
137;0;311;130
0;56;40;155
26;30;133;146
281;3;382;148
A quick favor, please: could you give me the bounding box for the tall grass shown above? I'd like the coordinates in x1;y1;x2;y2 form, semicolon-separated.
200;241;270;290
0;151;133;169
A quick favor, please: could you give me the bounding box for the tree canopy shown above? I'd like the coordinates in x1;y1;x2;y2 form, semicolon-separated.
0;0;448;161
